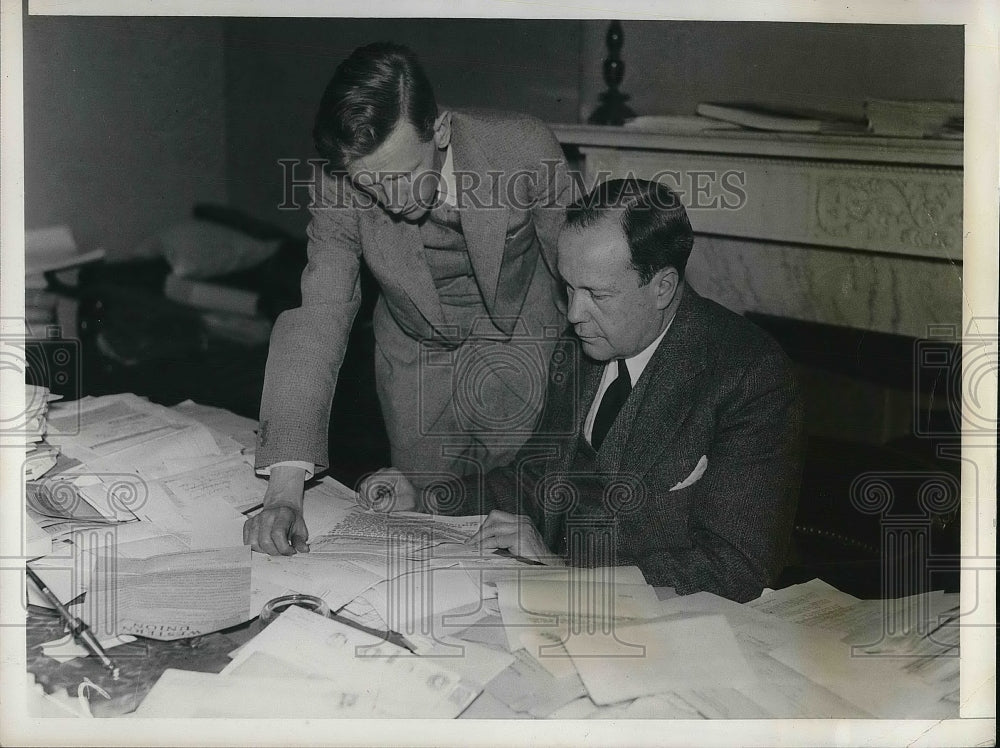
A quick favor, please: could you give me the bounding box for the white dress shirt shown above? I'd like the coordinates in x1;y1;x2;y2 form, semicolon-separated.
259;145;458;479
584;320;673;445
437;143;457;208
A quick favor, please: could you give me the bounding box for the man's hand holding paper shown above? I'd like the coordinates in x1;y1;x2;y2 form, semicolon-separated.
468;510;564;566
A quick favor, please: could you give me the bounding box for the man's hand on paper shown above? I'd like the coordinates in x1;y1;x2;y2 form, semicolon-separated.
243;465;309;555
467;510;564;566
356;468;419;513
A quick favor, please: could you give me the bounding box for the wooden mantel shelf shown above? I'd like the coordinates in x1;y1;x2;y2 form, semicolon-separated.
549;123;963;168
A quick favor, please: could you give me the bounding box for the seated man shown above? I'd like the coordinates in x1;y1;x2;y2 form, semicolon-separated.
360;178;804;602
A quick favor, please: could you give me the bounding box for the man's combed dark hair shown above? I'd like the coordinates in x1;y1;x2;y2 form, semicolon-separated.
313;42;438;173
566;178;694;284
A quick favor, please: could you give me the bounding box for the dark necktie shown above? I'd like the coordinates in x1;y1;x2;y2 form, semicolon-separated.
591;358;631;450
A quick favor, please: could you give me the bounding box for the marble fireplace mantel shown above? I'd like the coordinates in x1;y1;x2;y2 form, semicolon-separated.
550;124;963;339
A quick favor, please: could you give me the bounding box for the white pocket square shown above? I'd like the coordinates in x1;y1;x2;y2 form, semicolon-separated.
670;455;708;491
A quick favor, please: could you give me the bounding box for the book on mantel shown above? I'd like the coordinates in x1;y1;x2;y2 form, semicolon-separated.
696;102;868;134
864;99;963;138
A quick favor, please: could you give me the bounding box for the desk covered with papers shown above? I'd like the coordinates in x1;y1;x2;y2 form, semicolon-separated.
22;395;961;720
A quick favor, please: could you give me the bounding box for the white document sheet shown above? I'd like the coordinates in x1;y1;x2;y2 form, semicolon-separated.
72;478;144;522
746;578;868;634
338;594;392;632
517;630;578;679
483;647;588;717
730;639;873;718
494;577;661;654
310;509;486;550
298;483;359;540
839;595;960;708
450;612;511;652
358;563;485;638
70;423;224;479
25;512;54;558
457;691;527;719
250;550;385;611
47;395;200;459
657;590;819;653
653;591;874;718
768;623;958;718
26;474;112;523
28;542;97;610
157;454;267;514
24;445;59;479
478;564;647;597
132;668;379;718
21;417;46;444
621;693;710;719
403;634;515;690
128;479;247;549
839;590;949;652
170;400;259;450
132;454;239;483
220;605;479;718
101;521;192;558
562;613;757;705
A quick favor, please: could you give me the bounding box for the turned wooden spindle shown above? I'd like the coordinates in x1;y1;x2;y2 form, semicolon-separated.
588;21;637;126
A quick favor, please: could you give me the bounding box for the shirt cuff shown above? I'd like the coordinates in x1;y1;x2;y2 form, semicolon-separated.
256;460;315;480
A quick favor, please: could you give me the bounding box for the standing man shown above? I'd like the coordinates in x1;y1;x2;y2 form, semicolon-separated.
245;43;569;555
360;179;804;602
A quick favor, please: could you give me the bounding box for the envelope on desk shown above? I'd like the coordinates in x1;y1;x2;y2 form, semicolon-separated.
562;613;756;706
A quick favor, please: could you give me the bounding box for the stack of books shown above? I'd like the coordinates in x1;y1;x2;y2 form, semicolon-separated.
695;103;867;134
25;225;104;330
865;99;964;138
163;273;273;347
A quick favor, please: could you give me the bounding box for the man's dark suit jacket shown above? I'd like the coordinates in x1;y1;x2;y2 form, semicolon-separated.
448;286;804;603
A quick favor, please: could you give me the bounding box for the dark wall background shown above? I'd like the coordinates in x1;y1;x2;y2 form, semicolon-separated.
223;18;584;234
582;22;964;122
23;16;228;260
22;16;963;250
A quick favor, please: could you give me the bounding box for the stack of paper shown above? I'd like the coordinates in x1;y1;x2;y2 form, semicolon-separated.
25;394;261;630
24;226;105;326
84;546;253;639
28;394;250;541
22;385;62;480
45;393;234;469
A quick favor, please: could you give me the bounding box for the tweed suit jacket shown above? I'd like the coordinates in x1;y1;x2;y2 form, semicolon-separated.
256;110;569;471
451;286;805;603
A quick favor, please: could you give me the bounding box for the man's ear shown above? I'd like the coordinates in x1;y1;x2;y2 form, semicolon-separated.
433;111;452;150
653;267;680;310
